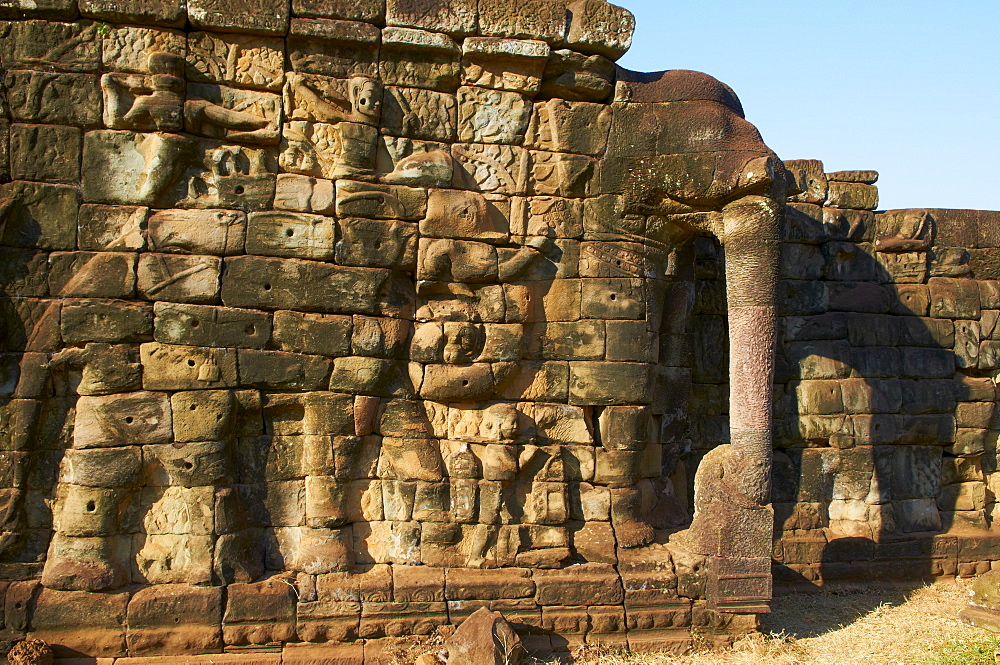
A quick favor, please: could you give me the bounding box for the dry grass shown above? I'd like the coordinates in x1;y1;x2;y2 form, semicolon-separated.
551;580;995;665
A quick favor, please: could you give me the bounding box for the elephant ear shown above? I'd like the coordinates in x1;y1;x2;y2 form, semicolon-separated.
614;67;746;117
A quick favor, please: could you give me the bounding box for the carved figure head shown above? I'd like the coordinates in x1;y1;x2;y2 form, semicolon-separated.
349;76;383;121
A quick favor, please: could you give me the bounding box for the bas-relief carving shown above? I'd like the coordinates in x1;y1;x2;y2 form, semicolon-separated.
0;1;796;650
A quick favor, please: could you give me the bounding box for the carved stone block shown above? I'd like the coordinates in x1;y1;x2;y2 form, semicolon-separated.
457;87;531;144
223;257;413;318
223;576;298;645
385;0;476;36
238;349;333;390
478;0;567;42
133;533;214;584
275;174;337;215
540;49;614;102
530;150;594;197
10;124;81;183
185;83;282;145
61;299;153;344
452;143;530;194
153;302;271;348
77;204;148;252
188;0;290;35
5;20;101;73
137;253;221;303
462;38;549;95
6;71;102;128
187;31;285;91
247;211;336;261
170;390;236;442
139;342;239;390
380;27;461;92
566;0;634;60
273;526;353;574
73;391;172;449
526;99;611;156
337;218;418;269
287;19;380;79
101;25;186;75
285;73;383;126
293;0;384;21
147;209;246;256
335;180;428;220
126;584;222;655
29;588;128;656
382;86;457;142
48;252;137;299
273;310;352;356
280;120;378;179
81;130;192;206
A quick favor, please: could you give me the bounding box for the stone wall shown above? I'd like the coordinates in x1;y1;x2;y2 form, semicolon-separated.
0;0;772;660
690;160;1000;590
0;0;996;661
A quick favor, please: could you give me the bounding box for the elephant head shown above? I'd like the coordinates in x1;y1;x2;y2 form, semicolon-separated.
599;67;789;610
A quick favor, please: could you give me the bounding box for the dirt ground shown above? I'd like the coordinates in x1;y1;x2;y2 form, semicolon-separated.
567;580;990;665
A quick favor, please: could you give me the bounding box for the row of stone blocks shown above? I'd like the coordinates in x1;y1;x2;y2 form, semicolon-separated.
0;557;753;658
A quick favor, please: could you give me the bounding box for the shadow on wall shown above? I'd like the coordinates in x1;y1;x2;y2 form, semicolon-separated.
686;163;1000;628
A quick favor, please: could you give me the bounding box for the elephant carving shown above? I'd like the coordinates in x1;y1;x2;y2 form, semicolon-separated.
2;0;792;644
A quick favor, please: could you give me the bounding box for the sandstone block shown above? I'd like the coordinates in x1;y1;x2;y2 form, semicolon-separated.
380;27;462;91
74;391;172;448
133;533;214;584
170;390;236;442
287;19;380;79
188;0;289;34
0;182;78;251
566;0;634;60
223;576;298;645
540;49;614;102
293;0;385;21
462;37;549;95
153;302;271;348
137;254;221;303
147;209;246;256
273;310;353;356
478;0;566;41
6;70;101;128
275;174;337;215
126;584;222;655
222;256;412;318
82;0;183;23
826;182;879;210
77;204;149;252
139;342;239;390
5;20;100;73
187;31;285;91
29;588;128;657
273;526;354;574
386;0;476;36
10;124;81;183
457;86;530;144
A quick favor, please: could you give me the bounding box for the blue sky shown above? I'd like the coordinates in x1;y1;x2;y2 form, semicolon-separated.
615;1;1000;212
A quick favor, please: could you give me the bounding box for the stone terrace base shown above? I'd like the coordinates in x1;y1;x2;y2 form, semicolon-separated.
773;532;1000;593
3;557;758;662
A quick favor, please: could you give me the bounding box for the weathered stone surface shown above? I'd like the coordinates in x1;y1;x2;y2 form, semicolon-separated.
10;124;81;183
126;584;222;655
386;0;476;36
6;71;101;128
0;182;78;251
287;18;380;79
380;27;461;92
137;253;221;304
445;607;527;665
30;588;128;656
187;32;285;90
153;301;271;348
188;0;289;34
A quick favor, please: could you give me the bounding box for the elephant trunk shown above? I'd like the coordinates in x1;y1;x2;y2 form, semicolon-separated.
721;194;781;506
